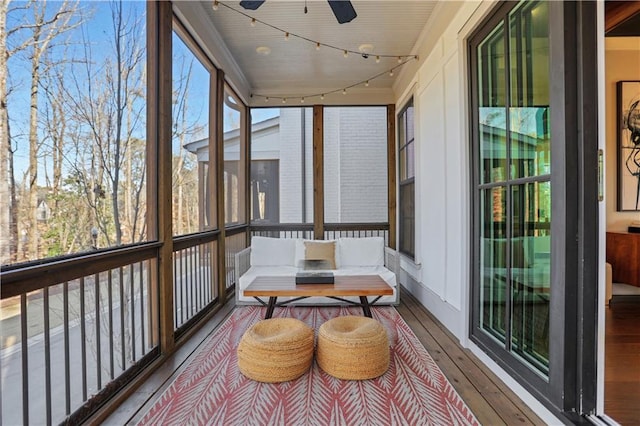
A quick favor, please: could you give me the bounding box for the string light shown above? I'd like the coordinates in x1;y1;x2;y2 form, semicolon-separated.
250;57;418;104
265;97;269;102
212;1;414;62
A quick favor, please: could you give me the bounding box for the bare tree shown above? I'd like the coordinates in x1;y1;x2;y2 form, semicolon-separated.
65;0;146;248
24;0;79;258
0;1;10;263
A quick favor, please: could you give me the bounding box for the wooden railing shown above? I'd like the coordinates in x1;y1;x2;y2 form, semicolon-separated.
0;243;161;425
249;223;389;245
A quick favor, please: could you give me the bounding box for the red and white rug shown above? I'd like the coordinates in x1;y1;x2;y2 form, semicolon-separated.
137;306;479;425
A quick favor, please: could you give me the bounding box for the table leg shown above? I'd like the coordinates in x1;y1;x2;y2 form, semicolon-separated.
360;296;372;318
265;297;277;319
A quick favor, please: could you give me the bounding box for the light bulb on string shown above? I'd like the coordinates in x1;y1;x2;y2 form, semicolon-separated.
212;0;218;11
397;56;402;63
343;50;348;58
376;56;380;63
265;97;269;103
250;56;419;103
316;42;321;51
250;18;256;27
284;32;289;41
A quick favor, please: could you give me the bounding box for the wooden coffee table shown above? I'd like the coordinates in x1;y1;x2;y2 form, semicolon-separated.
244;275;394;319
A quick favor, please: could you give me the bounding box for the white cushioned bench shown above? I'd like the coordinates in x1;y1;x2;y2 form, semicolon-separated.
235;236;400;306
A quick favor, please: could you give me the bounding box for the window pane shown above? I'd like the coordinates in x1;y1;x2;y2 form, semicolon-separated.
478;24;507;184
399;181;415;257
172;31;211;235
250;108;312;223
510;181;550;373
3;2;147;265
509;1;550;178
407;142;415;179
480;186;508;346
406;103;415;142
399;147;407;181
224;88;245;225
324;107;388;223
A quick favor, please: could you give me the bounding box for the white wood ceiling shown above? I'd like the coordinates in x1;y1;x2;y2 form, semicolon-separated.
193;0;439;104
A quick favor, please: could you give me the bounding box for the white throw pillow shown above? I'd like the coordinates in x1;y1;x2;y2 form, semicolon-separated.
338;237;384;267
250;236;296;266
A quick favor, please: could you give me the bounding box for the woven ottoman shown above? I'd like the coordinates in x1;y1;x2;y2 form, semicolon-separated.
237;317;314;383
316;315;389;380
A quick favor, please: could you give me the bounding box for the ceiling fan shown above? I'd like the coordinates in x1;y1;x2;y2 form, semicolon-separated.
239;0;357;24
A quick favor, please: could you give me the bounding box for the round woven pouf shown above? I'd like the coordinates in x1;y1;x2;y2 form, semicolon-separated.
237;317;314;383
316;316;389;380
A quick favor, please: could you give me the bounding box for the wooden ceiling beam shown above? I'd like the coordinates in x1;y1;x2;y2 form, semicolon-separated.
605;1;640;32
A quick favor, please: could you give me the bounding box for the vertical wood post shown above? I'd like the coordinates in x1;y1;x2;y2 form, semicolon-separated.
153;1;174;353
244;104;252;246
216;72;227;300
387;104;397;249
313;105;324;240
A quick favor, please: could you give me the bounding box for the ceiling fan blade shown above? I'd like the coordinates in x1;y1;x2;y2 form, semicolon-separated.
327;0;357;24
239;0;266;10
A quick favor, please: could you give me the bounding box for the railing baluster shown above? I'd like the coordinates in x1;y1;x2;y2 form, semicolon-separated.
139;261;145;355
80;277;87;401
190;247;195;316
195;246;200;311
63;282;70;415
130;264;136;361
119;267;125;371
44;287;52;425
95;272;101;390
174;253;179;329
108;270;114;380
20;294;29;425
180;249;185;325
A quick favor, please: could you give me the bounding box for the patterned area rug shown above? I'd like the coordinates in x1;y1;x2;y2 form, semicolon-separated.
137;306;479;425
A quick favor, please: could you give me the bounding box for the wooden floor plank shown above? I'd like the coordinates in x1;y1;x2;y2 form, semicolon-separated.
399;291;541;425
605;301;640;425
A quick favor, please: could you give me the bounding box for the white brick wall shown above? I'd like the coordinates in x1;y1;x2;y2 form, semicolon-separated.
250;107;387;224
